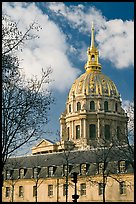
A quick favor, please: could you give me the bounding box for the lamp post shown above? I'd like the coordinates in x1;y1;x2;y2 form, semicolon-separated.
71;172;79;202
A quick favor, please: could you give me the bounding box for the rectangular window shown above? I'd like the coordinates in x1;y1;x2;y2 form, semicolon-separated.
6;187;10;197
33;186;37;197
104;125;110;140
99;183;104;195
90;101;95;111
120;181;126;194
63;184;66;196
104;101;108;112
48;185;53;196
89;124;96;139
76;125;80;139
119;161;126;173
19;186;24;197
80;183;86;196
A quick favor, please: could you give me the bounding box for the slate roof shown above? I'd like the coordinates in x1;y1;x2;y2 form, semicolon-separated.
3;145;134;180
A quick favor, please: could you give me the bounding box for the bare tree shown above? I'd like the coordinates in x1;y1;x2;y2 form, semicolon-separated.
2;14;54;171
54;132;76;202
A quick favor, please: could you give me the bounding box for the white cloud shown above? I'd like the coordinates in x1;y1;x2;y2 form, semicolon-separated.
2;2;81;92
47;2;134;69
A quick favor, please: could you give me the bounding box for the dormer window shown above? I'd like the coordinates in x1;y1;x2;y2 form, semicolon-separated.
80;163;89;175
98;162;104;174
118;161;126;173
6;170;13;180
33;167;41;179
63;164;72;176
19;168;26;179
48;166;56;177
77;102;81;111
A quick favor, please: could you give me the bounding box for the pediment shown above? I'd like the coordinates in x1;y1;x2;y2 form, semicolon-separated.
35;139;54;148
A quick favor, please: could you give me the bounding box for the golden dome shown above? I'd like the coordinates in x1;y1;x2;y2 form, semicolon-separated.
69;70;119;98
69;22;119;99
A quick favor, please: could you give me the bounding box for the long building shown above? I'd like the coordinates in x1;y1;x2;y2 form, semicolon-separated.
2;23;134;202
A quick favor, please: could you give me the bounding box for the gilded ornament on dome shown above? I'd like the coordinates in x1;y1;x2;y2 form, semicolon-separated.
78;80;83;92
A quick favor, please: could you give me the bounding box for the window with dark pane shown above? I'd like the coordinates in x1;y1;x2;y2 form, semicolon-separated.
67;127;70;140
120;181;126;194
33;186;37;197
48;185;53;196
99;183;104;195
104;125;110;140
76;125;80;139
104;101;108;112
69;104;71;113
19;186;24;197
90;101;95;111
89;124;96;139
80;183;86;196
5;187;10;197
77;102;81;111
115;102;118;112
63;184;66;196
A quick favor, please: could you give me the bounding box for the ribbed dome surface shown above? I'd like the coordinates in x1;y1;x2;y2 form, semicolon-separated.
69;70;119;98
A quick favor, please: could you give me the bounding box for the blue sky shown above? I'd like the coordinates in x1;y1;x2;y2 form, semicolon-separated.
2;2;134;151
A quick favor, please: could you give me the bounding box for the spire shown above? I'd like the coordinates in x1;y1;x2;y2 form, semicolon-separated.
91;21;95;49
84;22;101;72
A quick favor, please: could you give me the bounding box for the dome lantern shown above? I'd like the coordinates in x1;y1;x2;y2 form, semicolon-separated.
85;22;101;72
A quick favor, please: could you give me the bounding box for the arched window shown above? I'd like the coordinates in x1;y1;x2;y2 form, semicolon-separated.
90;101;95;111
104;101;108;112
77;102;81;111
104;125;110;140
89;124;96;139
115;102;118;112
91;55;95;61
